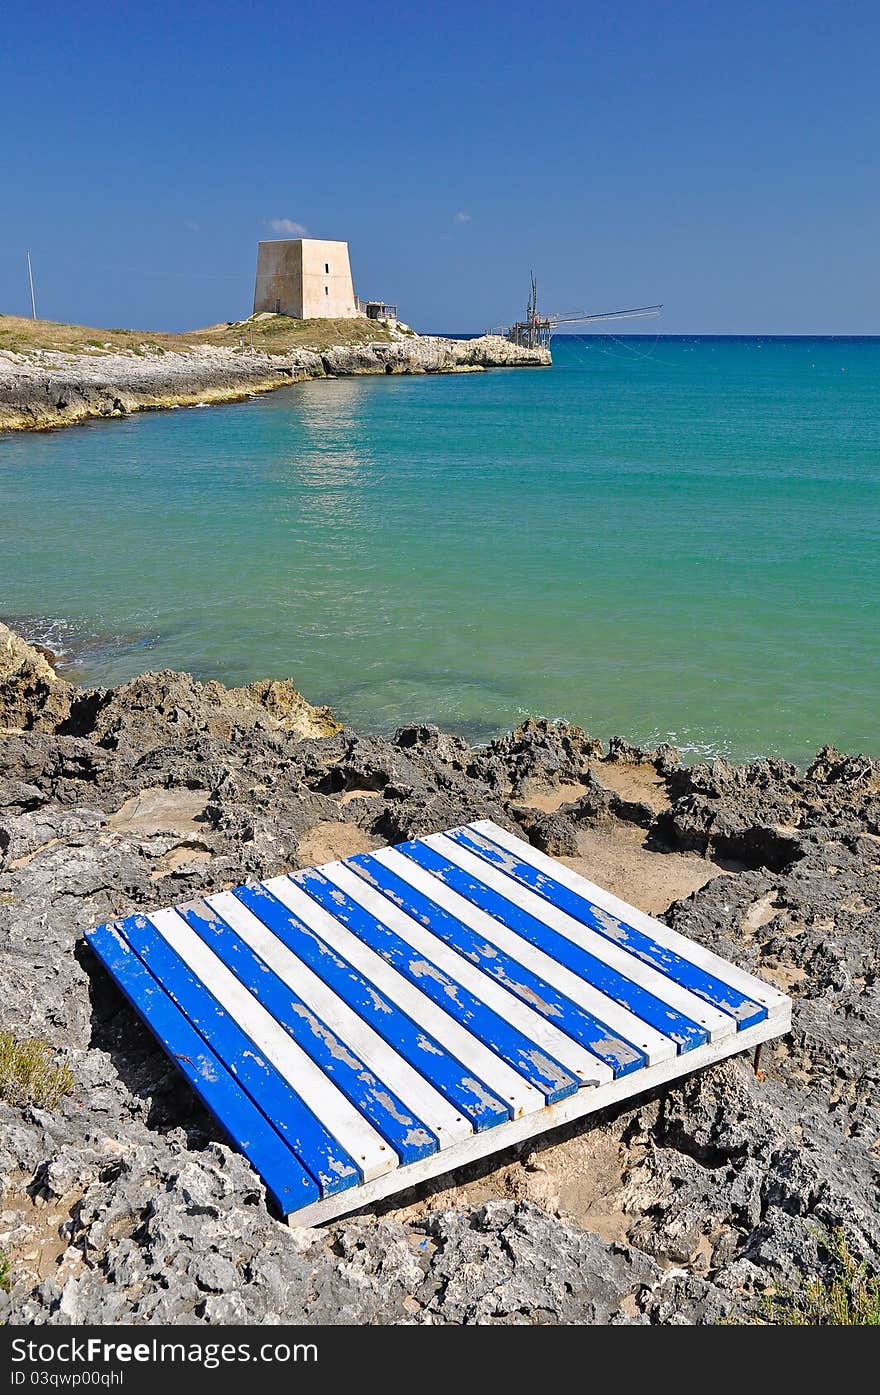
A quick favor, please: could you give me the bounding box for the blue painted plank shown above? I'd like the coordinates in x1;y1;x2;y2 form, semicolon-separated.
398;839;712;1052
232;882;510;1131
86;922;320;1215
292;868;581;1104
350;853;646;1078
451;824;766;1029
175;900;437;1166
118;912;361;1197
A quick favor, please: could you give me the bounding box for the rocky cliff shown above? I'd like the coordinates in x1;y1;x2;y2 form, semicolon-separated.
0;332;550;433
0;624;877;1324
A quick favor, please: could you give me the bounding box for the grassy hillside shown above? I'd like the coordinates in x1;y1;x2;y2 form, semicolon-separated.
0;312;395;358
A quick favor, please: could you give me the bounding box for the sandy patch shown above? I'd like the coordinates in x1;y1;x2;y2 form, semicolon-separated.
586;760;671;813
557;824;721;917
520;763;670;817
520;779;591;813
382;1117;633;1242
0;1180;86;1287
297;820;382;867
758;960;807;993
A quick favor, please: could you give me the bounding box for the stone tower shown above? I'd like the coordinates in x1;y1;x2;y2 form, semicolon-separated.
252;239;358;319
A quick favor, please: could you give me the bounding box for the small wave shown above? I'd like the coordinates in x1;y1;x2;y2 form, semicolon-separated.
3;614;161;677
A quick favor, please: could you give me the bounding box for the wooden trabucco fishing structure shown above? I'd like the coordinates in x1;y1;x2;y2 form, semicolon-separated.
506;273;662;349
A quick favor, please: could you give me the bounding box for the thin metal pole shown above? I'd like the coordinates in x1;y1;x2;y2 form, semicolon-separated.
26;249;37;319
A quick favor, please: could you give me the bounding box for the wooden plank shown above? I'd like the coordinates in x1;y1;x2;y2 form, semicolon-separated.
393;843;678;1066
147;908;397;1184
469;820;788;1023
263;874;548;1119
434;831;735;1044
357;848;644;1078
229;883;508;1132
409;835;706;1052
287;1012;790;1227
294;866;580;1105
174;900;436;1167
86;922;320;1215
334;858;613;1086
119;911;360;1195
205;889;472;1148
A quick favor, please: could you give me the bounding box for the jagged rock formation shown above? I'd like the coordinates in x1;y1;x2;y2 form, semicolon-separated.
0;333;550;432
0;626;877;1324
0;622;75;732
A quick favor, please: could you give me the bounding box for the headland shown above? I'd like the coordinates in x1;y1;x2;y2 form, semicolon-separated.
0;313;550;434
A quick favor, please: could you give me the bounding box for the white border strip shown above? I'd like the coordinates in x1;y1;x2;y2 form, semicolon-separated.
287;1010;790;1226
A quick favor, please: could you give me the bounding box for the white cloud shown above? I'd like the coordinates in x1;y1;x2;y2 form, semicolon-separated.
454;211;472;223
268;218;308;235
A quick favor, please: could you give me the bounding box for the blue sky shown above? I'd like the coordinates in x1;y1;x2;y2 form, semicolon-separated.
2;0;878;334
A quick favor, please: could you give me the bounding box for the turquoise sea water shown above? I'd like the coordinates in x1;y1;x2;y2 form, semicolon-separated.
1;336;878;764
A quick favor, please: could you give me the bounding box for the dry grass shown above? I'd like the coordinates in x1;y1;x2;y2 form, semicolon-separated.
0;311;393;358
0;1030;74;1109
763;1233;880;1325
224;314;394;352
747;1231;880;1325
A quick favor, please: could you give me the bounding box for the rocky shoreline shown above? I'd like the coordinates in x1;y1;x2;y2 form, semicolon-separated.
0;331;549;433
1;621;878;1324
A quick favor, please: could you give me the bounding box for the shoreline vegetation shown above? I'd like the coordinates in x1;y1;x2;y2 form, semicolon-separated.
0;312;550;433
1;619;878;1323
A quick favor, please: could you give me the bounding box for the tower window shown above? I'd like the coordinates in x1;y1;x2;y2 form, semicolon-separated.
325;285;329;296
325;263;330;273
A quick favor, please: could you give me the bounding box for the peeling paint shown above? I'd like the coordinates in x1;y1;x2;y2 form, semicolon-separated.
326;1157;359;1181
410;956;456;991
364;986;392;1015
592;906;630;943
526;1048;570;1084
289;1004;364;1072
462;1076;510;1115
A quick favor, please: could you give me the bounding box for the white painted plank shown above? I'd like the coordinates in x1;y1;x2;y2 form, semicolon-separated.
324;861;612;1087
147;908;397;1183
207;889;473;1147
262;875;548;1119
471;820;790;1018
431;833;736;1041
372;847;678;1066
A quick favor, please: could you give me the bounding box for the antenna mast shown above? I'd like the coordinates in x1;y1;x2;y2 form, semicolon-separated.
26;250;37;319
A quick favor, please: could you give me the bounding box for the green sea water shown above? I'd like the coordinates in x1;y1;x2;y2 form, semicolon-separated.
1;336;878;765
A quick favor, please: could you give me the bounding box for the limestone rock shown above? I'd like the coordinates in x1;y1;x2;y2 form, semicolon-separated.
0;622;73;732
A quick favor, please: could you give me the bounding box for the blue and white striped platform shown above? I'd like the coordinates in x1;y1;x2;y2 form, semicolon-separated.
86;819;791;1226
